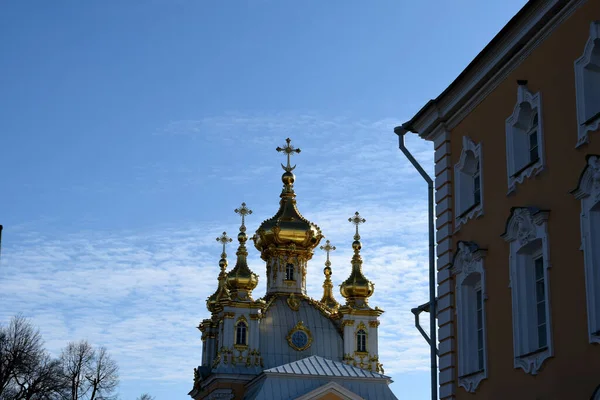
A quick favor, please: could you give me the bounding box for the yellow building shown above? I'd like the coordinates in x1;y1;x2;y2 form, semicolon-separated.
398;1;600;399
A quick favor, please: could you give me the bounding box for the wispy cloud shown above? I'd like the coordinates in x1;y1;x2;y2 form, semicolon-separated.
2;112;435;394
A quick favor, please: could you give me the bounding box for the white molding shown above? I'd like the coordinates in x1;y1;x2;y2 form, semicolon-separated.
505;85;545;195
454;136;484;230
405;0;586;140
572;155;600;344
295;381;364;400
502;207;553;375
451;242;488;393
575;21;600;148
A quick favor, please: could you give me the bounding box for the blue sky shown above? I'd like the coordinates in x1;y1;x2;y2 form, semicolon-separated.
0;1;526;399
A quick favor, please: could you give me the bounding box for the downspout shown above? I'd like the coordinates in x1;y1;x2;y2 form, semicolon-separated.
394;125;438;400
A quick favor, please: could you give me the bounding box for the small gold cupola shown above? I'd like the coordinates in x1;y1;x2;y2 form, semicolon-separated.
253;138;324;260
226;203;259;300
340;212;374;308
206;232;233;312
319;240;340;311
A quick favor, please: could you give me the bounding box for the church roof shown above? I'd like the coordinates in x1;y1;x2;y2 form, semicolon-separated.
244;356;396;400
264;355;390;379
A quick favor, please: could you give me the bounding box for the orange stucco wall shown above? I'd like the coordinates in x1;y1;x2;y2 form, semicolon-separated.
445;1;600;399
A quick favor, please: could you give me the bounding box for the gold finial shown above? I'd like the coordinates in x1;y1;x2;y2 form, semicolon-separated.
276;138;301;172
319;240;340;311
216;232;233;260
235;202;253;232
348;211;366;241
320;240;336;269
228;202;258;300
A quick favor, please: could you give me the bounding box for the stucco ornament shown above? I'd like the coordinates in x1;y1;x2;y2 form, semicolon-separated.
515;208;536;246
451;242;476;276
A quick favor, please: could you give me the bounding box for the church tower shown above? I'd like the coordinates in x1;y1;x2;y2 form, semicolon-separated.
192;138;395;400
253;138;324;297
339;212;385;373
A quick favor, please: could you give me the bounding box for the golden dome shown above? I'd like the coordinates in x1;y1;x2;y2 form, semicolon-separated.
253;139;323;259
340;212;374;308
227;203;259;300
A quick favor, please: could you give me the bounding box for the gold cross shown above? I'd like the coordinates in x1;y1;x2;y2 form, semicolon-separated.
234;202;253;229
320;240;336;268
348;211;366;240
216;232;233;259
276;138;301;172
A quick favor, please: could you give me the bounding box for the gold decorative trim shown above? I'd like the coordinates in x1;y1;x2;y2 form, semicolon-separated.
223;312;235;319
342;319;355;327
250;313;261;320
369;320;380;328
286;321;313;351
287;293;300;311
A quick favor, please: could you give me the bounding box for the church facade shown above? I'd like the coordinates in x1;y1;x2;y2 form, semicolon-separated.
189;139;397;400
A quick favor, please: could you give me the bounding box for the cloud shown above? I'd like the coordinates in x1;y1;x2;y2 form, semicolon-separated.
1;112;435;392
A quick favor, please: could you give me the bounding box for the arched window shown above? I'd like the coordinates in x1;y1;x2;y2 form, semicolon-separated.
235;321;247;346
505;83;545;194
454;136;484;230
286;263;294;281
356;329;367;353
575;22;600;147
527;113;540;163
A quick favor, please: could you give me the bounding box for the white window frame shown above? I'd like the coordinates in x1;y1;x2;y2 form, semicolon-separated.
575;21;600;148
454;136;484;230
502;207;553;375
451;241;488;393
572;155;600;343
505;84;545;194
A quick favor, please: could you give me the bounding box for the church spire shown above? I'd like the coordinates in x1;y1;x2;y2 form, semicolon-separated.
226;202;258;301
340;211;374;308
206;232;232;312
319;240;340;311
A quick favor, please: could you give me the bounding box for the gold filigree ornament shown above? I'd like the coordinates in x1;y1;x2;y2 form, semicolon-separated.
286;293;300;311
286;321;313;351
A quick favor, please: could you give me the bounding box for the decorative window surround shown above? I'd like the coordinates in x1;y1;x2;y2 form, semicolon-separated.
451;241;488;393
571;155;600;344
455;136;484;230
505;83;545;194
575;22;600;148
501;207;553;375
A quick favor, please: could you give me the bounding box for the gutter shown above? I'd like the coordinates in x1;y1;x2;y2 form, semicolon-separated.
394;126;438;400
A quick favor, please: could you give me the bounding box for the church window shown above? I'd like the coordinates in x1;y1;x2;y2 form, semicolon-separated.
454;136;484;230
502;207;553;375
451;241;487;392
575;22;600;147
505;83;545;194
356;329;367;353
572;155;600;343
235;321;247;346
286;263;295;281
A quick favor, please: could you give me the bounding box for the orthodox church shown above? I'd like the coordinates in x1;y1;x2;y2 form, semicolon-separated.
190;139;397;400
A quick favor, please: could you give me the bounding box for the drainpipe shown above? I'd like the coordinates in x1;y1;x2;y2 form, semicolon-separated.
394;125;438;400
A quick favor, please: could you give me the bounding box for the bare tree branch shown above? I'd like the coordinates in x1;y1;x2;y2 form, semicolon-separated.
86;347;118;400
59;341;95;400
136;394;155;400
0;315;44;398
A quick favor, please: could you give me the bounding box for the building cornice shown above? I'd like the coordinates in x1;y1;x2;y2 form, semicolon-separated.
402;0;586;141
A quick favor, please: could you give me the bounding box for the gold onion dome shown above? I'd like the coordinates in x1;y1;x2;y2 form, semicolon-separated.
206;232;232;312
226;203;259;298
253;138;323;258
340;212;374;306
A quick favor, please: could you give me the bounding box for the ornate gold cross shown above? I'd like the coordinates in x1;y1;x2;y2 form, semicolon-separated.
234;202;253;229
216;232;233;259
320;240;336;268
276;138;301;172
348;211;366;240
